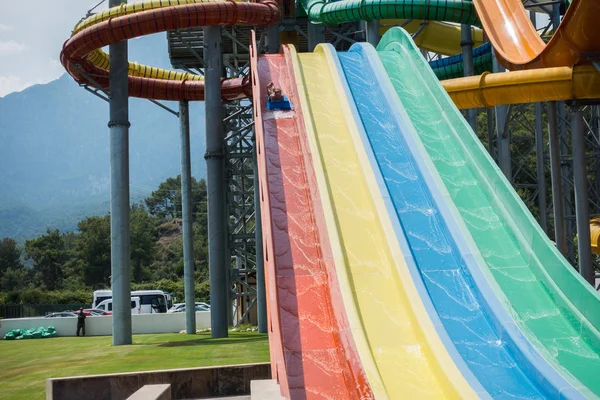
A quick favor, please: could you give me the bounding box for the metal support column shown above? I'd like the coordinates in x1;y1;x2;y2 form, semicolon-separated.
108;0;132;346
253;147;267;333
534;102;548;232
529;10;548;232
365;20;380;47
308;22;325;51
571;109;594;285
548;102;567;255
204;25;228;338
266;25;280;54
461;24;477;131
487;108;495;158
492;49;511;180
180;100;196;334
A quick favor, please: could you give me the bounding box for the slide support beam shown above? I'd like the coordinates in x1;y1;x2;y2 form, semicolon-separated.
308;22;324;51
571;108;594;285
266;25;280;54
492;49;511;181
180;100;196;334
534;102;548;233
109;0;132;347
366;20;381;46
204;25;229;338
548;102;567;256
461;24;477;131
254;146;267;333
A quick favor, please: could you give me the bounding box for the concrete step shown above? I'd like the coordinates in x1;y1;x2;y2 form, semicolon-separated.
127;384;171;400
251;380;284;400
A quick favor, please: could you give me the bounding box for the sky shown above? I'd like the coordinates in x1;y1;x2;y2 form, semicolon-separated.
0;0;109;98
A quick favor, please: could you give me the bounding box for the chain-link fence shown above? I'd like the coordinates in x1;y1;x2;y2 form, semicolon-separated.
0;304;91;319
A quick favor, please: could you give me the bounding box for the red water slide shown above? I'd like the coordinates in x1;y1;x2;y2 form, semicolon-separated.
250;34;373;399
60;1;279;101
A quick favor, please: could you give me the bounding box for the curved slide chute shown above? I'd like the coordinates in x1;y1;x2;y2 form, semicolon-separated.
473;0;600;69
60;0;280;101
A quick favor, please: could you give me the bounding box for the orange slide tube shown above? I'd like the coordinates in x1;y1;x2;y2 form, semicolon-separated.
60;1;279;101
473;0;600;70
442;65;600;109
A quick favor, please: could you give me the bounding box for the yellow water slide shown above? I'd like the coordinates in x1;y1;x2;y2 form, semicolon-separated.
288;43;478;399
381;20;483;55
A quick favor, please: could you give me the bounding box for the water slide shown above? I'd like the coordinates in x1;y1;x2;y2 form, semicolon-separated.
380;20;484;56
280;41;480;399
249;40;372;399
473;0;600;69
60;0;600;398
377;27;600;396
337;41;584;399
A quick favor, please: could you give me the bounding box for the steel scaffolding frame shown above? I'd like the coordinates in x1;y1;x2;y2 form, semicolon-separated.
168;26;265;328
166;5;599;333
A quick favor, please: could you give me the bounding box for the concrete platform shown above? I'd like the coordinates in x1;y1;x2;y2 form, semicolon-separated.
46;363;271;400
250;380;284;400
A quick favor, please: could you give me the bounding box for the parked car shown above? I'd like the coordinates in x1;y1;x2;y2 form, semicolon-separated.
173;304;210;313
44;312;77;318
85;308;112;316
168;302;210;313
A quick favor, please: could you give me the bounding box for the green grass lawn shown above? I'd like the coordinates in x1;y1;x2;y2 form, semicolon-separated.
0;331;270;400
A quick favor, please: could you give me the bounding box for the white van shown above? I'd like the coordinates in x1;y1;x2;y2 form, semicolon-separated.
93;290;168;314
96;296;141;315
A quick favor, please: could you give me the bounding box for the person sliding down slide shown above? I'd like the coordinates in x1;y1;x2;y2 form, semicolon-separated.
266;82;292;110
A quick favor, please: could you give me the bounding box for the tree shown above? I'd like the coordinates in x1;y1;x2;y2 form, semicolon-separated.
130;203;158;283
25;229;69;291
145;175;207;221
145;176;181;219
75;215;111;288
0;267;31;292
0;237;23;276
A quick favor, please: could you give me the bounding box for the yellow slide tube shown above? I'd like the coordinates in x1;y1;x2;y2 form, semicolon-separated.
290;43;478;399
442;65;600;109
73;0;223;33
380;20;483;56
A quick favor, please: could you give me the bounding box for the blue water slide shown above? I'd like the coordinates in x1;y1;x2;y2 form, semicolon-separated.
334;42;584;399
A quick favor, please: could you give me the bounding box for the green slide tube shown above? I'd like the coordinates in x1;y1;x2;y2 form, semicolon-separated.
300;0;478;26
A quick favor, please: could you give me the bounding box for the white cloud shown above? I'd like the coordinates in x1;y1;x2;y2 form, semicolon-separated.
0;76;30;97
0;40;27;55
0;24;14;32
0;72;63;98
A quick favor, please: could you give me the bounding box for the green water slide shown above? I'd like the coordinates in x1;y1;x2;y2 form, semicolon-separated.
377;27;600;397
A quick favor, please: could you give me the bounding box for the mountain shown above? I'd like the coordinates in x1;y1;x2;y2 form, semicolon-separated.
0;34;207;240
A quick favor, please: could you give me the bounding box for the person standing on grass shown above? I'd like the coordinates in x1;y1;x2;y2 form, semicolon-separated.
76;308;86;337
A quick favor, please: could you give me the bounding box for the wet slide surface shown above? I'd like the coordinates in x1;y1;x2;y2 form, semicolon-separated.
338;44;550;399
253;49;371;399
378;28;600;397
291;44;476;399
